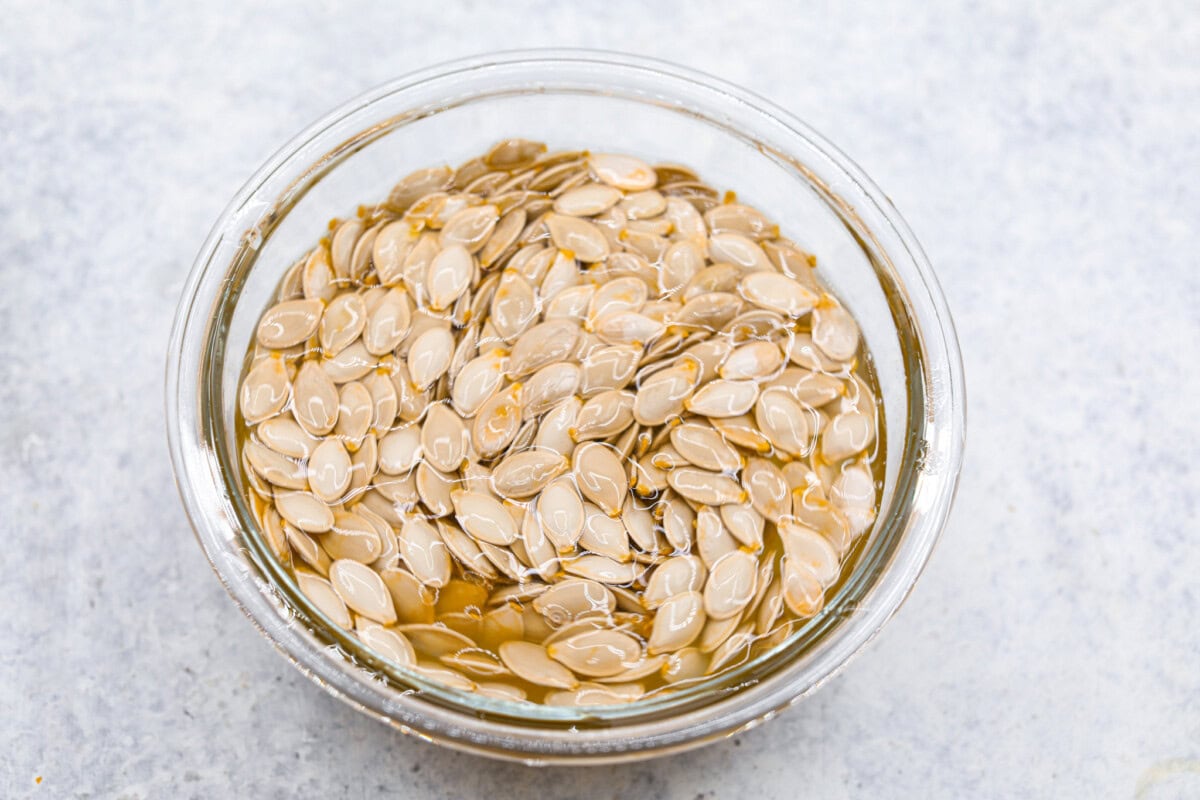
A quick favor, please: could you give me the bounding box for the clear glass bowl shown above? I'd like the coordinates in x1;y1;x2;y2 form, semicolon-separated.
165;49;965;764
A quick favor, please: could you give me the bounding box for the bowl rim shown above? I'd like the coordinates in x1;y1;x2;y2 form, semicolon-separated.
165;47;966;763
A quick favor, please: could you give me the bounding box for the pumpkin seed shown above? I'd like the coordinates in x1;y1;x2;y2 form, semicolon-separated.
778;520;840;587
491;449;568;499
720;504;764;549
240;357;290;424
406;326;454;390
308;438;352;502
257;299;323;349
499;641;578;690
329;559;397;625
588;152;656;191
756;388;815;457
571;390;635;442
548;629;641;678
244;440;307;490
703;550;757;620
684;379;759;418
275;490;334;533
356;622;416;667
421;403;468;473
743;458;791;522
378;425;421;475
554;183;623;217
643;555;705;609
522;362;582;418
398;516;452;587
633;360;699;426
667;468;746;506
563;554;641;585
670;423;742;472
738;271;818;317
821;410;876;461
536;476;585;553
546;214;609;263
508;320;580;376
647;591;705;654
579;503;632;562
572;443;628;517
812;295;860;361
296;571;352;628
324;511;383;564
472;383;523;458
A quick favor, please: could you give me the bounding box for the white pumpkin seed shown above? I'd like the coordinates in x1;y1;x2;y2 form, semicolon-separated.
308;438;352;502
546;214;609;263
755;388;815;457
588;152;656;191
378;425;421;475
491;449;568;499
742;458;790;522
319;293;366;356
580;345;641;397
592;310;664;346
296;571;352;628
532;579;615;626
451;350;507;417
534;396;581;456
579;502;631;562
660;495;696;551
685;379;759;418
812;295;860;361
667;468;746;506
778;520;840;587
571;390;635;442
240;357;290;424
782;559;825;618
643;555;705;609
244;440;307;490
275;490;334;533
647;591;705;654
357;623;416;667
258;417;317;460
821;410;875;461
720;504;764;549
444;490;515;547
633;360;699;426
719;341;784;381
508;320;580;376
548;629;641;678
324;511;383;563
257;299;323;349
572;442;628;517
563;554;640;585
499;641;578;689
554;183;623;217
421;403;468;473
738;271;818;317
472;383;523;458
398;516;452;587
329;559;397;625
522;362;581;418
406;326;454;390
703;550;757;620
670;423;742;472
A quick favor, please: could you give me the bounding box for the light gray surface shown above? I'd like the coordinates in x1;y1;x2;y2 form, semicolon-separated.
2;1;1197;797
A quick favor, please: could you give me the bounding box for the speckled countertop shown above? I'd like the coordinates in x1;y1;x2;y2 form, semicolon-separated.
2;2;1197;797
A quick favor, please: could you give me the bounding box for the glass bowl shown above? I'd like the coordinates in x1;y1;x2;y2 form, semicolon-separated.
165;49;965;764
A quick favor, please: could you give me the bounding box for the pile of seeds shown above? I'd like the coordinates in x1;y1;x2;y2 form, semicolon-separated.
238;139;880;707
